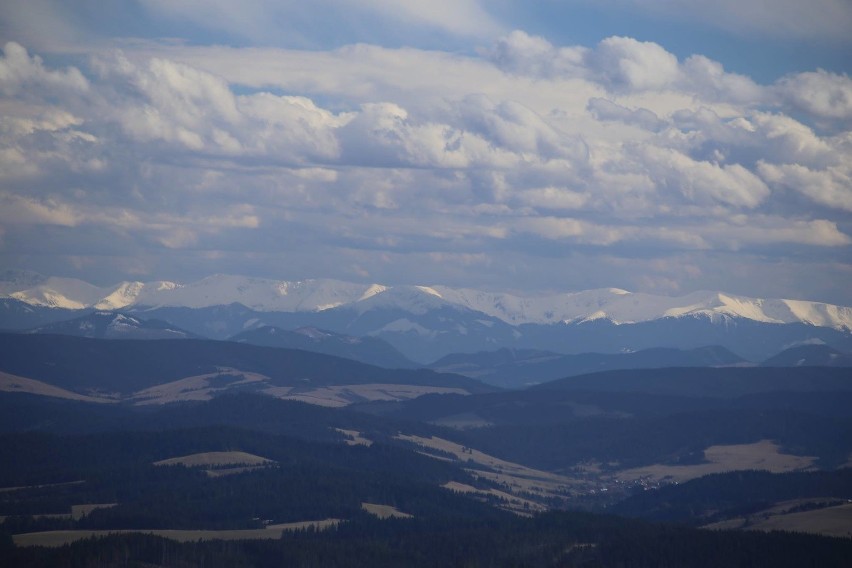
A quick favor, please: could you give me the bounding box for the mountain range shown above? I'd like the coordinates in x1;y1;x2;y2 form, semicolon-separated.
3;270;851;329
2;271;852;362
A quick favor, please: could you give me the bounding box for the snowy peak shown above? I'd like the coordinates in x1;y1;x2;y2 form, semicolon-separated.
1;272;851;332
27;311;195;340
139;274;375;312
10;277;116;310
94;281;146;310
351;285;459;315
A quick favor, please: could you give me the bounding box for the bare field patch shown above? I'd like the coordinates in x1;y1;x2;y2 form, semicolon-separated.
265;518;342;531
396;434;590;510
273;384;470;408
0;480;85;493
154;451;274;468
443;481;544;515
0;371;114;403
704;500;852;538
13;520;342;548
361;503;412;519
131;368;270;405
617;440;816;484
335;428;373;446
71;503;116;520
0;513;70;523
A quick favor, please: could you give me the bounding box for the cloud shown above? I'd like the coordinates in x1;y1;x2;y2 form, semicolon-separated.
140;0;503;46
758;162;852;212
488;30;587;78
711;217;851;248
775;69;852;124
587;97;666;131
0;42;88;96
680;55;763;105
488;31;766;105
0;36;850;305
588;36;680;92
355;0;503;38
590;0;852;42
632;145;771;208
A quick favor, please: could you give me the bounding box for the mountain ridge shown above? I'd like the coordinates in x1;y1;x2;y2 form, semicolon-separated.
2;271;851;331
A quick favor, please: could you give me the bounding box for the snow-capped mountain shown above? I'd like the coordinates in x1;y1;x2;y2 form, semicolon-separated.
435;287;852;329
3;271;852;363
27;311;198;340
2;272;378;313
1;271;851;331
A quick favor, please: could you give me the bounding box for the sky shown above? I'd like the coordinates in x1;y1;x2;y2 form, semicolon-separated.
0;0;850;304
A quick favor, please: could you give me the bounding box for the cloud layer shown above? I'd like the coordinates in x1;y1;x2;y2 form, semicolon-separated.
0;29;850;302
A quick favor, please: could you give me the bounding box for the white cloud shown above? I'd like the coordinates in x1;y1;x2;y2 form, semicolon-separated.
710;217;851;248
141;0;503;45
1;36;849;304
355;0;503;38
776;70;852;123
588;36;680;92
680;55;763;105
488;30;587;79
635;146;771;208
587;97;666;131
0;193;80;226
516;187;589;211
758;162;852;212
488;31;767;108
0;42;88;96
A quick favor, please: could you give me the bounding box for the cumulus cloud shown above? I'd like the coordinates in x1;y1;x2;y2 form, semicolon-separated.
0;42;88;96
587;97;666;131
710;217;851;248
588;36;680;92
680;55;763;105
488;30;767;107
488;30;587;79
0;35;850;303
758;162;852;212
632;145;771;208
776;69;852;124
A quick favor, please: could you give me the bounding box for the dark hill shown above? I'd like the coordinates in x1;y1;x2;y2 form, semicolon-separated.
762;344;852;367
0;333;492;395
230;325;415;369
27;311;198;340
529;366;852;398
428;345;747;388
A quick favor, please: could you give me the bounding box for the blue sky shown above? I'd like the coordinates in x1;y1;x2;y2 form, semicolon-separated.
1;0;850;303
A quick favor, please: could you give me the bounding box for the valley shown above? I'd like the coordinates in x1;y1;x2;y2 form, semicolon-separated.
1;278;851;566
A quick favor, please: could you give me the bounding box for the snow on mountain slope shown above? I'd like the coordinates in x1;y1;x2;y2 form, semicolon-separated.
28;311;196;339
94;281;147;310
432;287;852;330
1;272;851;331
0;270;46;296
10;277;118;309
349;285;457;315
432;286;632;325
136;274;376;311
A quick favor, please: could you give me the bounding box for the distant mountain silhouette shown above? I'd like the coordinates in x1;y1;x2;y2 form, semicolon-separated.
429;345;747;388
761;344;852;368
27;311;198;340
230;325;415;368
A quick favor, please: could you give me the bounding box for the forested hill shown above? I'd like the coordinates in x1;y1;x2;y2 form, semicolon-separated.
0;333;491;395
